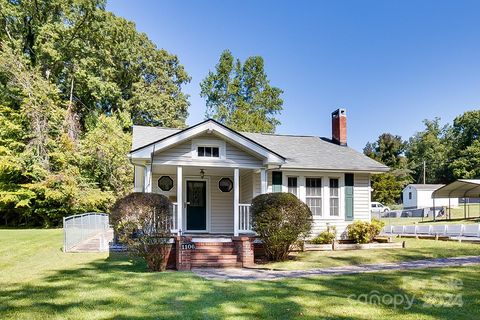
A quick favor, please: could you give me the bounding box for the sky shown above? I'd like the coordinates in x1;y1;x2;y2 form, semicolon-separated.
107;0;480;151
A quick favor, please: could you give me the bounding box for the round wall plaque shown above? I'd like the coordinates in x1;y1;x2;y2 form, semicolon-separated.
218;177;233;192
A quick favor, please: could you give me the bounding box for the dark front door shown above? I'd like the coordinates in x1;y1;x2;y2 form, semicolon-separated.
186;180;207;231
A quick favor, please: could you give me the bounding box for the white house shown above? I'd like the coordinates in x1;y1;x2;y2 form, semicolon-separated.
128;109;389;239
402;184;459;209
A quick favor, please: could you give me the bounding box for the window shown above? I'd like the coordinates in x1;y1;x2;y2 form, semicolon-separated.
288;177;298;196
272;171;282;193
218;178;233;192
329;178;339;216
306;178;322;216
158;176;174;191
409;192;412;200
198;146;219;158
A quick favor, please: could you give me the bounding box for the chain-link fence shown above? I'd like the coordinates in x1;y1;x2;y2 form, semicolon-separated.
63;213;110;252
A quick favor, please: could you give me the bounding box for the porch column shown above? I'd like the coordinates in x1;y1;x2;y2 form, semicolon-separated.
177;166;183;234
260;168;267;194
144;165;152;193
233;168;240;236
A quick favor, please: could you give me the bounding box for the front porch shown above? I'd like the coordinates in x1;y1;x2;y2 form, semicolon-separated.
137;165;268;236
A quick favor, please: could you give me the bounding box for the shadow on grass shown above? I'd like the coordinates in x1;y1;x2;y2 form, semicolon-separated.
1;252;479;319
0;253;307;319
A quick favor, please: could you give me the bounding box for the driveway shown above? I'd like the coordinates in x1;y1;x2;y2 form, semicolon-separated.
192;255;480;281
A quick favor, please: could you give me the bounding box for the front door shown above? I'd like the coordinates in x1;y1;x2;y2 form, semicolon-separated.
186;180;207;231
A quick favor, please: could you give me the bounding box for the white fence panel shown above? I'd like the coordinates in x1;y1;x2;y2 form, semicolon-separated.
392;226;404;234
463;224;480;237
404;225;417;234
446;225;463;236
416;225;431;234
382;226;393;234
431;225;447;235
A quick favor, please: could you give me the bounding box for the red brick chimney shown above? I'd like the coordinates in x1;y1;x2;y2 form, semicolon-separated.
332;108;347;146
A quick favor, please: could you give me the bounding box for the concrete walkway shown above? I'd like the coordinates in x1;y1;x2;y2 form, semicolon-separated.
67;228;113;253
192;256;480;281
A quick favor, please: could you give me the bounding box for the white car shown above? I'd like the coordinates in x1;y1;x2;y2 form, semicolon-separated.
371;202;390;213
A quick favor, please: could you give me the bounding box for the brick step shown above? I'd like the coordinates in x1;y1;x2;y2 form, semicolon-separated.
191;254;238;261
193;242;235;247
193;248;237;254
191;261;242;268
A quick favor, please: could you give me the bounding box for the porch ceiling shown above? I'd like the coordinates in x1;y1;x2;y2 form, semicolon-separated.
151;165;253;176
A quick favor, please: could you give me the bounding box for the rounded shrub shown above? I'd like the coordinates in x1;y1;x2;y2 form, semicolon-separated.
346;218;385;244
111;192;173;271
311;226;337;244
251;193;312;261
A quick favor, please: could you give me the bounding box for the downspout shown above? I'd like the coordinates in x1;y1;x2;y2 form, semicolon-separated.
150;144;156;193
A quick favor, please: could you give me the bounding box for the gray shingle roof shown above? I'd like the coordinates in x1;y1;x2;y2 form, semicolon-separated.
132;126;180;150
131;125;389;172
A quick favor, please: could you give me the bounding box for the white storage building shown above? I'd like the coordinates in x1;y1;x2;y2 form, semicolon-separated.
402;184;458;209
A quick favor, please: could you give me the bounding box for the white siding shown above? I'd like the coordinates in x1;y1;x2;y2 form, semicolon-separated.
240;171;253;203
149;167;375;237
154;142;192;162
226;144;263;167
153;135;263;168
353;173;371;222
134;165;145;192
210;176;234;233
253;171;261;198
263;170;373;238
403;185;418;209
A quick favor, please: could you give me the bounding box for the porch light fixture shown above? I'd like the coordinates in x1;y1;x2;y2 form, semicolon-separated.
200;169;205;179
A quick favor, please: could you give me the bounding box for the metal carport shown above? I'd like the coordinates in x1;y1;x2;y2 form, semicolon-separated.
432;179;480;221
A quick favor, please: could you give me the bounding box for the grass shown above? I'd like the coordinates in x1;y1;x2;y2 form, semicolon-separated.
261;238;480;270
1;229;479;319
380;203;480;226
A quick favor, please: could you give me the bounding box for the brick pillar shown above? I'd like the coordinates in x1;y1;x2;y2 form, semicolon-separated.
233;236;254;267
175;236;192;270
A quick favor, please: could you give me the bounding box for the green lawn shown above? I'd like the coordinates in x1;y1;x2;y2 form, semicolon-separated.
380;203;480;226
1;229;479;319
261;238;480;270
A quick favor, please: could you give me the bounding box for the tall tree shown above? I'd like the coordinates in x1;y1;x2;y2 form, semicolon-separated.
0;0;190;127
364;133;406;168
405;118;450;183
0;47;114;226
448;110;480;179
364;133;411;204
200;50;283;133
0;1;191;226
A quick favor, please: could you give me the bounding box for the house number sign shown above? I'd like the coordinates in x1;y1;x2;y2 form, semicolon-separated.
181;242;196;250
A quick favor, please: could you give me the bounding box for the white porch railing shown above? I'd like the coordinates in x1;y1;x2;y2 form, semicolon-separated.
238;204;253;233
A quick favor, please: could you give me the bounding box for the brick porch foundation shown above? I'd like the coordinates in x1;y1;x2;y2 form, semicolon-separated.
174;236;256;270
232;236;255;267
